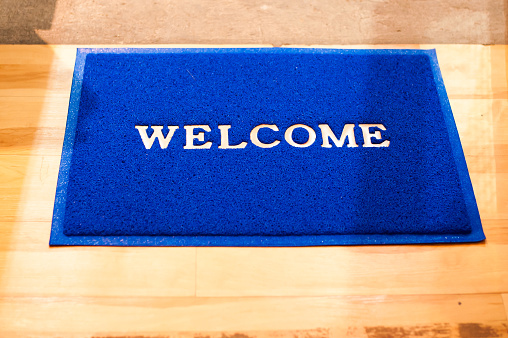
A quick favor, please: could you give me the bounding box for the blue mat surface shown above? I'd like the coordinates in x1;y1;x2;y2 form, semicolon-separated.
50;48;485;246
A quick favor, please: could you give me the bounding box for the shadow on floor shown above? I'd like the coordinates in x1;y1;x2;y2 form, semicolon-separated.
0;0;56;44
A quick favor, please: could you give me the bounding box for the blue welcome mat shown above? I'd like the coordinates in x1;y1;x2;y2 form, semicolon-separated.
50;48;485;246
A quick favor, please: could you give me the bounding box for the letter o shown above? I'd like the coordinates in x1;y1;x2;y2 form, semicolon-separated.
284;124;316;148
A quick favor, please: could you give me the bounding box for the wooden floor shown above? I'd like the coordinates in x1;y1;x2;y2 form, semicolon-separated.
0;45;507;337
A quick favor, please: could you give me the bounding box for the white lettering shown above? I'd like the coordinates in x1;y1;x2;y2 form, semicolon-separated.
184;125;213;149
218;125;248;149
318;124;358;148
136;122;389;150
250;124;281;148
135;125;179;149
285;124;316;148
359;124;390;147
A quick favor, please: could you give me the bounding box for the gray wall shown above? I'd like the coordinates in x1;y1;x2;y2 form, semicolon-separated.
1;0;507;44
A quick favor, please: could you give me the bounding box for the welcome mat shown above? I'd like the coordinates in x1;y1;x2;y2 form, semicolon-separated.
50;48;485;246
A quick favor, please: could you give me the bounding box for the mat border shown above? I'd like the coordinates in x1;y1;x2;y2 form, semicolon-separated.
50;47;485;246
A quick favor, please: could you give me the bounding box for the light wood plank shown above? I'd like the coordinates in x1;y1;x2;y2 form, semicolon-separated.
0;248;196;297
503;294;508;320
470;173;508;220
497;173;508;219
0;64;73;98
436;45;507;99
0;96;68;156
0;155;59;222
3;325;508;338
196;242;508;296
0;45;74;98
0;45;72;65
0;294;505;335
1;217;507;299
0;96;69;129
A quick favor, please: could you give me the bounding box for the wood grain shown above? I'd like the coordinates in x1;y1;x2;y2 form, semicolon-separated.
503;294;508;319
0;294;505;334
0;44;507;336
196;243;508;297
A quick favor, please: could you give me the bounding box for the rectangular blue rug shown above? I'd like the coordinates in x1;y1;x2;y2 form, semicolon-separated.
50;48;485;246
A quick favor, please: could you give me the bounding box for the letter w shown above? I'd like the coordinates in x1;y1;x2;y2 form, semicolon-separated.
135;125;179;149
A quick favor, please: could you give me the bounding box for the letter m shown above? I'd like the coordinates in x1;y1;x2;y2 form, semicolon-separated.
135;125;179;149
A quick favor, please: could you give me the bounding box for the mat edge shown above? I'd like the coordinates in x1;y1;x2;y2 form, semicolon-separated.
50;48;88;245
424;49;485;243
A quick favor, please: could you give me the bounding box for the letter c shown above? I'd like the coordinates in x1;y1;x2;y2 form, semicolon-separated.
250;124;281;148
